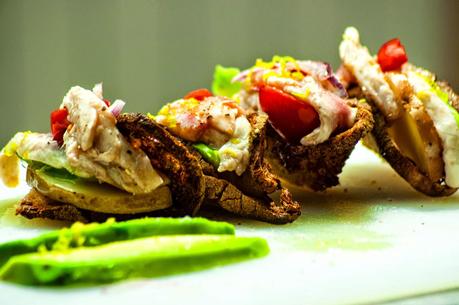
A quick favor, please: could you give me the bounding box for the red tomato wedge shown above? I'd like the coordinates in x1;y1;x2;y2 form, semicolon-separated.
377;38;408;72
103;99;111;107
259;86;320;144
50;108;70;145
184;88;213;101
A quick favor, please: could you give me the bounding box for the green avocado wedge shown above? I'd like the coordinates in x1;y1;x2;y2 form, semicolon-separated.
192;143;221;168
0;235;269;285
0;217;235;267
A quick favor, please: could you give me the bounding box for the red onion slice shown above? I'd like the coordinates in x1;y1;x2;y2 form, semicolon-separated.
298;61;348;98
108;99;125;117
298;61;329;80
325;75;348;98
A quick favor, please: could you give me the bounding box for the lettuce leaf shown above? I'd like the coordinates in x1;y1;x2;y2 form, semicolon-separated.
2;132;92;179
211;65;241;98
417;72;459;127
27;161;81;184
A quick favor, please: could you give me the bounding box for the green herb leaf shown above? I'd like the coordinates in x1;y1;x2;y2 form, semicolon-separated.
193;143;220;168
211;65;241;98
28;161;80;184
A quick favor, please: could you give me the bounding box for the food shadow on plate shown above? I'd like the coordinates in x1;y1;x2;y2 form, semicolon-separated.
202;159;459;228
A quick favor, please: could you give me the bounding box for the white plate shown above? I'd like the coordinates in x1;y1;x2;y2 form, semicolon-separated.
0;144;458;305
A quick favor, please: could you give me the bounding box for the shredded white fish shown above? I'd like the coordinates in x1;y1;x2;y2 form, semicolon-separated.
339;27;400;120
62;85;164;194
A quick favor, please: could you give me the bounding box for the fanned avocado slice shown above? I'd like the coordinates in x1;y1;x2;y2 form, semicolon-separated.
0;235;269;286
0;217;235;267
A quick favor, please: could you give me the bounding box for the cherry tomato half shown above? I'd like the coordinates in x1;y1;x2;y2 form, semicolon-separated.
377;38;408;72
184;88;213;101
50;108;70;145
258;86;320;144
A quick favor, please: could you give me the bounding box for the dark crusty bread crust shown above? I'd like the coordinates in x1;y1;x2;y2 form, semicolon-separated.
17;188;89;222
116;113;206;216
265;100;374;191
189;113;301;224
204;176;299;224
16;188;181;223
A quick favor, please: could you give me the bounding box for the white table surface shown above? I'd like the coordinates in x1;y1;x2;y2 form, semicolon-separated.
0;143;458;305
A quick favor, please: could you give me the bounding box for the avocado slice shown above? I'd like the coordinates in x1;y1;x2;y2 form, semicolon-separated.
0;217;235;267
0;235;269;285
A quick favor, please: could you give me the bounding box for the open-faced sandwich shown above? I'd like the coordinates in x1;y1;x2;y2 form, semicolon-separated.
151;88;301;223
339;27;458;196
213;57;374;190
0;84;300;224
0;84;179;222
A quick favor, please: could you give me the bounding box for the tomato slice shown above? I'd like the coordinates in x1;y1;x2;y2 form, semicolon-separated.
184;88;213;101
103;99;111;107
50;108;70;145
377;38;408;72
258;86;320;144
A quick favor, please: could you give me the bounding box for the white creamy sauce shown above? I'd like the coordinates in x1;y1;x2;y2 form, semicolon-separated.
217;116;251;176
339;27;400;120
405;72;459;187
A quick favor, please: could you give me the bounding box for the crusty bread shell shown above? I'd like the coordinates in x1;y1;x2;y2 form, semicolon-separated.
365;103;457;197
265;100;374;191
346;67;459;196
194;113;301;224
